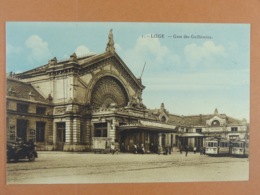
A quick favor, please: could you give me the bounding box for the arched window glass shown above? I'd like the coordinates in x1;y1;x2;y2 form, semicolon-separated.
211;120;220;126
161;116;166;123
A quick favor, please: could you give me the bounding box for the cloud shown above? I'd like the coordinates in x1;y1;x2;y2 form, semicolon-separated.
114;43;122;52
25;35;52;63
6;43;22;55
184;41;226;67
122;34;180;74
75;45;94;56
145;70;249;92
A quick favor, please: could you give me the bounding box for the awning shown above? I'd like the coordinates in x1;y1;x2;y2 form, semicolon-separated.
179;133;205;138
118;121;177;133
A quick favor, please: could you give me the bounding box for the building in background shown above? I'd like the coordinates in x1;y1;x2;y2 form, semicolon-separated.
6;30;249;152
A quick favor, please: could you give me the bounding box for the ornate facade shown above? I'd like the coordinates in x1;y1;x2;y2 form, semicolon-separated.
6;30;249;152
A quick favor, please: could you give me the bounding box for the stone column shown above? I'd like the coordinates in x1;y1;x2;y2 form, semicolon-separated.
158;133;162;146
85;117;91;145
53;121;57;145
107;120;112;138
110;119;116;143
72;118;80;143
65;118;72;143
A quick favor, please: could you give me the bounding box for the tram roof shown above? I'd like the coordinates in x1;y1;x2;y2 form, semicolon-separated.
179;133;205;137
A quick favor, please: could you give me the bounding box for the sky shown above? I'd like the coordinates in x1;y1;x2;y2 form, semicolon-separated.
6;22;250;121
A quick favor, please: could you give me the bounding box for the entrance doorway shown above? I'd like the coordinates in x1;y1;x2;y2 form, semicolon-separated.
56;122;66;150
16;119;28;142
195;137;204;150
149;133;158;153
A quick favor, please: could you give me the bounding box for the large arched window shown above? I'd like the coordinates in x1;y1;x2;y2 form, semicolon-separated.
90;76;129;109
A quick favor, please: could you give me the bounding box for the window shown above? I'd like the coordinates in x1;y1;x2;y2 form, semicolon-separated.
95;129;102;137
211;120;220;126
231;127;238;132
208;142;218;147
94;123;107;137
80;124;85;143
56;122;66;142
220;142;229;147
36;106;46;115
36;122;45;142
17;103;29;113
196;129;202;133
161;116;166;123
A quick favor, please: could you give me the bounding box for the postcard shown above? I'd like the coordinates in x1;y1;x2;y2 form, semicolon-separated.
5;22;250;184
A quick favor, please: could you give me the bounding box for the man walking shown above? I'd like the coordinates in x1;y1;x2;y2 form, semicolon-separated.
185;145;189;156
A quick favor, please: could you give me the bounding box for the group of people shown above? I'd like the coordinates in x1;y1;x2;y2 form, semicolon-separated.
179;145;206;156
110;143;118;154
133;144;145;154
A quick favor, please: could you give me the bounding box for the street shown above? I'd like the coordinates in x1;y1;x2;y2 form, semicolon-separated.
6;151;249;184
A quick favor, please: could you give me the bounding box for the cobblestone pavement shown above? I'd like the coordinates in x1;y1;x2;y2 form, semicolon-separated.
6;151;249;184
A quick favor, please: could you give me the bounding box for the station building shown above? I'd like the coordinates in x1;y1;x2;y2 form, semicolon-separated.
6;30;249;152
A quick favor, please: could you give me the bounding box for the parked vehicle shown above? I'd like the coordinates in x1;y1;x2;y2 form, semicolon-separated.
231;139;249;157
7;139;38;162
205;137;249;157
92;137;112;154
205;137;230;156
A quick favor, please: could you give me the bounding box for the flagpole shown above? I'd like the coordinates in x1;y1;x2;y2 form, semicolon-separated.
140;61;146;79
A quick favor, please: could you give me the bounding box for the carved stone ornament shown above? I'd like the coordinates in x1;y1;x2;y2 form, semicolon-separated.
106;29;115;52
54;107;66;114
70;53;78;62
126;90;146;109
48;57;57;66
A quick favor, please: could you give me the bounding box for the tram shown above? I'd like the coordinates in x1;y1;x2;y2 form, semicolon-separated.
231;139;249;157
205;138;230;156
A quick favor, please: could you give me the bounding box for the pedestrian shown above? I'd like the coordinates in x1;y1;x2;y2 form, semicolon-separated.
158;145;162;155
203;147;206;155
179;145;183;154
141;144;145;154
133;144;137;154
110;143;115;154
200;147;203;155
185;145;189;156
193;146;197;154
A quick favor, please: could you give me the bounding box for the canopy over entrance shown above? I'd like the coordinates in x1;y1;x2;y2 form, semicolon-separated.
118;120;176;133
